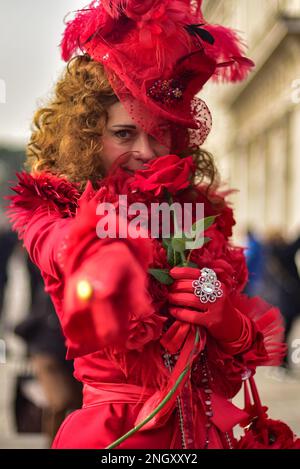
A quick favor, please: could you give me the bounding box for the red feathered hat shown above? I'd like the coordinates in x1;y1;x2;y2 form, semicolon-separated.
61;1;254;151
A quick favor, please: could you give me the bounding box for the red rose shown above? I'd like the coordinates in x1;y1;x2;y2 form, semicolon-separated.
130;155;196;197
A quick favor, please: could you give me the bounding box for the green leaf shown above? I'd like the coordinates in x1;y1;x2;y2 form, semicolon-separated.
182;216;216;250
189;215;216;237
171;236;186;254
203;215;217;230
148;268;174;285
170;216;216;252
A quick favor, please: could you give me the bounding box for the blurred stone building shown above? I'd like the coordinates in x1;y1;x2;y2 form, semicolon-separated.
202;0;300;239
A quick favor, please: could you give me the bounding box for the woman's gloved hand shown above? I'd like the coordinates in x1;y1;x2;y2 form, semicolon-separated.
62;242;152;357
167;266;244;344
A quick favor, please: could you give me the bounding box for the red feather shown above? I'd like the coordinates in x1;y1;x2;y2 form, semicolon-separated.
233;294;287;366
5;171;80;239
203;24;255;82
61;1;109;61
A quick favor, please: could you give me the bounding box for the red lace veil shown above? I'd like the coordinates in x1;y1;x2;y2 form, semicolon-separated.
61;1;254;151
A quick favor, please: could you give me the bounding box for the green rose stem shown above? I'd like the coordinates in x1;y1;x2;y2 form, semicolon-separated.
168;193;188;267
181;252;188;267
105;327;200;449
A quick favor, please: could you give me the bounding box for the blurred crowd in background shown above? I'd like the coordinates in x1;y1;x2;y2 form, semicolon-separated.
244;228;300;369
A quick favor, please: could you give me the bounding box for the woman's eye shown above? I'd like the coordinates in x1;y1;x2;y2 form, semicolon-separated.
114;129;132;139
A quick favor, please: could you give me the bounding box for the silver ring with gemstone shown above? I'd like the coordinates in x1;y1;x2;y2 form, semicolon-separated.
192;267;223;304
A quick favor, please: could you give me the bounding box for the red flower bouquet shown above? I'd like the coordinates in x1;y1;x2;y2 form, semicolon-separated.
129;154;217;285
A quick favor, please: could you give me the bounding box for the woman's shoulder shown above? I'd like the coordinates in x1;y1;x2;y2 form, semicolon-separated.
7;170;81;215
5;170;84;239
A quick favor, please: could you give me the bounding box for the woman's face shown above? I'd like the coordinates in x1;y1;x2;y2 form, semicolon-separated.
100;101;170;174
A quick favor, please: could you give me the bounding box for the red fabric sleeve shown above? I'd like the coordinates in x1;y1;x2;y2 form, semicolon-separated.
6;171;164;359
22;206;71;279
60;194;165;359
5;171;81;279
214;309;260;356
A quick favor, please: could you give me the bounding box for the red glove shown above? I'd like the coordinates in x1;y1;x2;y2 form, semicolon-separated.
168;266;247;346
62;242;152;358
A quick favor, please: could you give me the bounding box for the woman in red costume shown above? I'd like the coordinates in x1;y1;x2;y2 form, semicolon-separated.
6;1;299;449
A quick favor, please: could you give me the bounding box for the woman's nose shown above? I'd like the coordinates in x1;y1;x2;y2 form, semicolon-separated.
132;133;156;161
